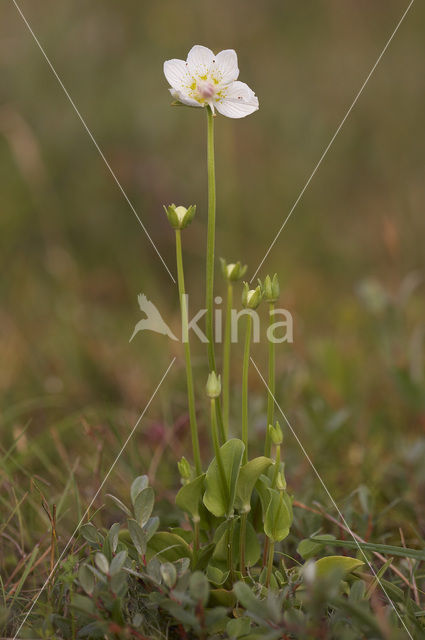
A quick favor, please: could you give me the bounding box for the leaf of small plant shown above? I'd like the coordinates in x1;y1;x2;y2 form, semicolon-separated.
227;616;251;638
128;518;147;556
160;562;177;588
109;550;127;576
147;531;192;562
203;438;245;517
233;582;267;620
264;489;292;542
130;475;149;506
79;522;100;545
175;474;205;520
189;570;210;605
297;534;336;560
235;456;272;513
106;494;132;517
314;555;364;578
78;564;95;595
95;552;110;574
134;487;155;526
108;522;121;553
144;516;160;541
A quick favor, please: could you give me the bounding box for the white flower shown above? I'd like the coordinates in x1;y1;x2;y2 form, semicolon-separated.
164;45;259;119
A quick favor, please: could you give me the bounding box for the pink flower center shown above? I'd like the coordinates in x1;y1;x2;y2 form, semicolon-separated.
197;80;216;100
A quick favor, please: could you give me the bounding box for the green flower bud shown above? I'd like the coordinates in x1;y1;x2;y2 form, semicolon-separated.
219;258;248;282
242;282;262;309
259;273;280;303
276;471;287;491
206;371;221;398
164;204;196;230
269;421;283;445
177;456;192;481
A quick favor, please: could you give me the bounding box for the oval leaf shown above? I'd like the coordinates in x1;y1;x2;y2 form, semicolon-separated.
314;555;364;578
130;475;149;506
203;439;245;518
235;457;272;513
175;474;205;520
134;487;155;527
264;489;292;543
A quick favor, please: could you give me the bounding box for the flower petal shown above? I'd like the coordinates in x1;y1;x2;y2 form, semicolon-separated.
213;49;239;84
187;45;214;77
169;88;202;108
215;81;259;119
164;58;191;91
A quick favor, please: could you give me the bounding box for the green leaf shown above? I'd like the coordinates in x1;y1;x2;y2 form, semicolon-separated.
79;522;100;544
175;474;205;520
297;534;336;560
233;582;267;620
235;457;272;513
213;519;260;567
264;489;292;542
134;487;155;526
189;571;210;605
106;494;132;517
109;550;127;576
227;616;251;638
78;564;95;595
147;532;192;562
310;536;425;562
160;562;177;588
203;438;245;517
108;522;121;553
207;563;229;586
95;552;109;574
130;475;149;506
143;516;160;541
314;555;364;578
128;519;147;556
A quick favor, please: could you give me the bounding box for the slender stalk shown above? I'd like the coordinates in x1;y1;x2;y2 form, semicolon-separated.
175;229;202;475
239;512;248;577
227;517;235;583
215;398;226;444
265;301;275;457
210;399;227;500
205;105;216;372
193;519;200;569
222;281;233;438
242;313;253;463
266;541;275;587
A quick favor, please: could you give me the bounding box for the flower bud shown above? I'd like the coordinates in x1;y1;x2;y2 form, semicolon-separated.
206;371;221;398
163;204;196;230
242;282;262;310
219;258;247;282
177;456;192;481
259;274;280;303
269;421;283;446
276;470;287;491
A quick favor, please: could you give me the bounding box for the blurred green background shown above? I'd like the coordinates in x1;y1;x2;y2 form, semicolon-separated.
1;0;424;548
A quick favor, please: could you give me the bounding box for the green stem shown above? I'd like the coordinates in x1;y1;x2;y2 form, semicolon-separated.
192;519;200;569
265;302;275;457
222;281;232;438
205;105;216;372
175;229;202;475
227;517;235;583
240;512;248;577
242;313;252;463
266;541;275;587
210;399;227;502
